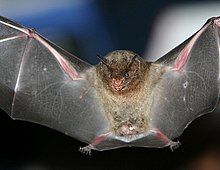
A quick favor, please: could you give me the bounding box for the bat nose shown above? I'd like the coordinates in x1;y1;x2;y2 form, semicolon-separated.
112;77;123;86
111;77;125;91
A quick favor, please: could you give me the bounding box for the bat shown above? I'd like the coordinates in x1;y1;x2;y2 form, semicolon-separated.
0;16;219;155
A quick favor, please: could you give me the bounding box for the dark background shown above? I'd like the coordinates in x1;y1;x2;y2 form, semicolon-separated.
0;0;220;169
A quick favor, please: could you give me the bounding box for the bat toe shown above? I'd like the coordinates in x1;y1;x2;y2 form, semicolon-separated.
79;144;94;155
169;140;181;152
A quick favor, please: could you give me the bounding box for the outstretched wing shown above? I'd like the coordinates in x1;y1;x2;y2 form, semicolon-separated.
149;17;220;139
0;16;109;144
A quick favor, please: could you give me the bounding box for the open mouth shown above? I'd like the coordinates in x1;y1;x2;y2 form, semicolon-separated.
112;85;125;91
111;78;126;92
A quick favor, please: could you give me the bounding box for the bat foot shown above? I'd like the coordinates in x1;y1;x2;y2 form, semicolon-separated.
150;129;181;151
169;140;181;151
79;144;93;155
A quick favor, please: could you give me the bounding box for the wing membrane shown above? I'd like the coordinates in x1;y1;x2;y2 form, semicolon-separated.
0;16;109;144
150;17;220;139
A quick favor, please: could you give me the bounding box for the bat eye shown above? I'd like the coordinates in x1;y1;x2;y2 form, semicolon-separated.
124;72;129;78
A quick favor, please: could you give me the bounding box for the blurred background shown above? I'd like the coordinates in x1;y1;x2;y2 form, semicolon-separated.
0;0;220;169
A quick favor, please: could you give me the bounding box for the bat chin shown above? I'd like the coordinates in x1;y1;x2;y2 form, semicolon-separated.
112;85;126;92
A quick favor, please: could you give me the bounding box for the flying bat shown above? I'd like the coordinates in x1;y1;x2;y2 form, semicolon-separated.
0;16;219;155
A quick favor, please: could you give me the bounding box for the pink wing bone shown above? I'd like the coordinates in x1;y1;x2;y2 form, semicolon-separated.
214;17;220;28
27;29;83;81
214;18;220;55
79;132;111;155
0;18;82;81
0;34;26;43
149;129;181;151
172;21;209;71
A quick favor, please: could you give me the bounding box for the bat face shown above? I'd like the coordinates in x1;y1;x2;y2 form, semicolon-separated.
97;50;147;94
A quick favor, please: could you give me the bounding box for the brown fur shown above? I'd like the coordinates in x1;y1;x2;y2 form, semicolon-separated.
90;50;164;136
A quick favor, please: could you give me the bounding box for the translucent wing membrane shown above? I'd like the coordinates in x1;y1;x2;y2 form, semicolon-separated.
0;16;109;144
0;16;220;152
151;17;220;139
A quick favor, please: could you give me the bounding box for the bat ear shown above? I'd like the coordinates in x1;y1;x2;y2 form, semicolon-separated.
97;54;108;64
132;54;138;61
97;54;112;70
129;54;140;67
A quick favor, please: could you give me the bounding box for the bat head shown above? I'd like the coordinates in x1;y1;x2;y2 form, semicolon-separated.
97;50;147;94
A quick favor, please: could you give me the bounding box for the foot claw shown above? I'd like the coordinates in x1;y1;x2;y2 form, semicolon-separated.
79;145;93;155
169;140;181;151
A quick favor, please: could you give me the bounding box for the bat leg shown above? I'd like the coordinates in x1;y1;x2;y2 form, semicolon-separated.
79;132;110;155
150;129;181;151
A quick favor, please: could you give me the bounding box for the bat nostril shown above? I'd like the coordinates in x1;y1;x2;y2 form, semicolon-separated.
112;78;123;85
